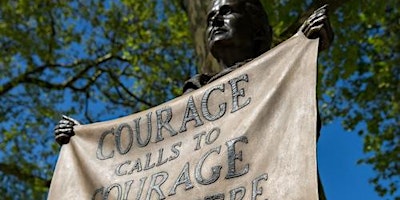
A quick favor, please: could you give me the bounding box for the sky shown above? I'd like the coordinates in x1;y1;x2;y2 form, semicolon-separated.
318;120;383;200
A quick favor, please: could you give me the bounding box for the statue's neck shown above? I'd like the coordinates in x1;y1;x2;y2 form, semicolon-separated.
214;45;255;69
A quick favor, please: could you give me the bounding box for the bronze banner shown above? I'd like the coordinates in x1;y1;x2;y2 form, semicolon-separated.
49;33;319;200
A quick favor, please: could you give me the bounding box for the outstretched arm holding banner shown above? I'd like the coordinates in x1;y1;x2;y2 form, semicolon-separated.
53;2;333;145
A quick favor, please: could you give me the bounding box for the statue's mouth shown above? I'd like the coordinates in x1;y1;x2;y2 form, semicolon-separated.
208;27;230;47
211;27;228;37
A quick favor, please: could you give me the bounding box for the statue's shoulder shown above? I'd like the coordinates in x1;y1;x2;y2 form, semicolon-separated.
182;74;212;94
183;58;253;94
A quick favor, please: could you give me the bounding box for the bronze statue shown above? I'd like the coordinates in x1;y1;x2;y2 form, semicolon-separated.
183;0;332;93
55;0;333;145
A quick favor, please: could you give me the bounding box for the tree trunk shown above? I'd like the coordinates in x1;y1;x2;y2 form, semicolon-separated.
182;0;221;74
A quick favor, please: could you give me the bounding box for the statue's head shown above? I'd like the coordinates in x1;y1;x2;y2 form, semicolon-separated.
207;0;272;66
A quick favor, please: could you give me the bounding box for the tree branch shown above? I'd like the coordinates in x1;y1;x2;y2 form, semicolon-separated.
0;53;113;95
0;163;50;187
84;91;95;123
106;70;154;107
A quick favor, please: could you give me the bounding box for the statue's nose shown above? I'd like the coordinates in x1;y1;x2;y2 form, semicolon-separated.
211;15;224;27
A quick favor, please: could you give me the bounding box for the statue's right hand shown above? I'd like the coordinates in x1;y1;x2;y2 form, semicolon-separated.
299;4;333;51
54;115;81;145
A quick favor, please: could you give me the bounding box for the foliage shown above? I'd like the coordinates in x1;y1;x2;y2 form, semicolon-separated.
0;0;193;198
320;1;399;197
272;0;400;197
270;0;400;197
0;0;398;199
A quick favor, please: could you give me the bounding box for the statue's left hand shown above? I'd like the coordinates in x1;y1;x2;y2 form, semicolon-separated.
54;115;81;145
300;5;334;51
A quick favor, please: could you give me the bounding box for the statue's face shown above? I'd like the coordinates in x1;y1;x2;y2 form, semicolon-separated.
207;0;254;52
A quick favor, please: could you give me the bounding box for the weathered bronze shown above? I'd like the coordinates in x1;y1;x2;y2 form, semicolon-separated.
300;4;333;51
54;0;333;145
54;115;80;145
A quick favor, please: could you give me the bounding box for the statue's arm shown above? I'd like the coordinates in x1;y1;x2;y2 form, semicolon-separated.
54;115;81;145
300;4;334;51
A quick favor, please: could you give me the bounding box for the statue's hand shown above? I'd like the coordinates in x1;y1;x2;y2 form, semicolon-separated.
300;4;334;51
54;115;81;145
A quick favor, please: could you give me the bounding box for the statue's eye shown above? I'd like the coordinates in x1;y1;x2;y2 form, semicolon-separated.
220;5;232;15
207;11;217;23
206;5;233;25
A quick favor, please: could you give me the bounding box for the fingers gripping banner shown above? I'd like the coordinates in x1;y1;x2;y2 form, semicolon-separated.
48;33;319;200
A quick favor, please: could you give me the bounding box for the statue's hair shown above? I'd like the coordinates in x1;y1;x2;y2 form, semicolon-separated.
242;0;273;56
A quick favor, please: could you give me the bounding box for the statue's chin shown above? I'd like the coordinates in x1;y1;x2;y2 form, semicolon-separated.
209;36;232;50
